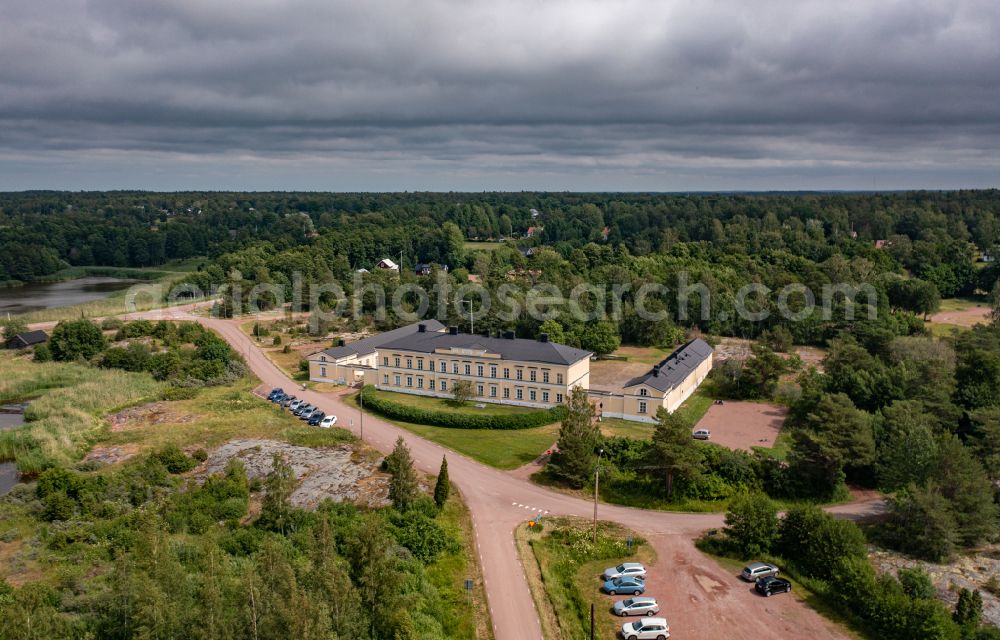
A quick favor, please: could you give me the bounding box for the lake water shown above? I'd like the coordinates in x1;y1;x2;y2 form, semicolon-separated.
0;276;142;315
0;405;25;497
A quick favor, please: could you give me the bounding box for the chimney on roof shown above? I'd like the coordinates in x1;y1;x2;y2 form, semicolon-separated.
652;365;660;377
539;333;549;343
418;323;426;333
503;330;515;340
449;326;458;335
338;338;346;347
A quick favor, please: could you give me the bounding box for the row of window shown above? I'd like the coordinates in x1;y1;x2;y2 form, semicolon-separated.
383;355;562;384
382;373;563;404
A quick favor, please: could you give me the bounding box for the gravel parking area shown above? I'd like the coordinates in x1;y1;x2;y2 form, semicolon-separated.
693;401;786;451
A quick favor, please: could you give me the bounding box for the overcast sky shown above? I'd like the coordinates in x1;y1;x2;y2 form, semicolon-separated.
2;0;998;191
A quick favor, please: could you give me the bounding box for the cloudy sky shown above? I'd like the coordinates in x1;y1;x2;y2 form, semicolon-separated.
2;0;998;191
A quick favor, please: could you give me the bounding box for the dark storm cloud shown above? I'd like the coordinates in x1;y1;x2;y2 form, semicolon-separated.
0;0;998;190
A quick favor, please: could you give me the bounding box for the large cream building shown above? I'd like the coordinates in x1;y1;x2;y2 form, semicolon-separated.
308;322;712;420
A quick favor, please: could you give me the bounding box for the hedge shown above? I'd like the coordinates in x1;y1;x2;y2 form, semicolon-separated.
360;385;567;430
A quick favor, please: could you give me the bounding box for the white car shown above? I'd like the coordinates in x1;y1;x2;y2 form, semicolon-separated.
319;415;338;429
621;617;670;640
613;597;660;617
692;429;711;440
603;562;647;581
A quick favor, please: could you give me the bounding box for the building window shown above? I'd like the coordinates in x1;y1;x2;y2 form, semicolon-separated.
542;391;549;403
556;393;563;403
477;365;484;377
394;357;400;367
417;378;424;388
557;373;564;384
638;401;647;414
639;388;648;397
542;371;549;383
441;380;448;391
516;388;523;400
516;369;523;380
320;366;327;377
321;355;327;362
452;362;459;374
503;368;510;379
490;386;497;397
503;388;510;399
429;380;436;390
440;361;447;373
406;358;412;369
406;376;413;387
383;356;389;367
464;364;471;375
417;359;424;370
529;389;536;401
477;384;484;396
530;370;537;382
394;375;401;386
490;366;497;378
383;374;389;384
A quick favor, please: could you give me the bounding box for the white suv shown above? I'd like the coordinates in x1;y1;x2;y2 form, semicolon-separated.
602;562;647;581
621;617;670;640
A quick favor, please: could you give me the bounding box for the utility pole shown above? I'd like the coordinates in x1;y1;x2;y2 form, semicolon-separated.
593;448;604;543
359;386;365;441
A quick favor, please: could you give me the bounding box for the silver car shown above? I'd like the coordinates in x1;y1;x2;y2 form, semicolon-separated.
613;597;660;617
741;562;779;581
620;617;670;640
603;562;647;581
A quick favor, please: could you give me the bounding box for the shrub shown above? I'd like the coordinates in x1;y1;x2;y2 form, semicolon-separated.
898;568;936;600
360;385;567;430
272;335;282;346
723;491;778;557
100;317;124;331
49;319;107;361
162;386;198;401
152;445;196;474
32;344;52;362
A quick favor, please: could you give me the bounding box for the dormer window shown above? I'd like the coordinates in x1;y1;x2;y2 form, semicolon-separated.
639;388;648;397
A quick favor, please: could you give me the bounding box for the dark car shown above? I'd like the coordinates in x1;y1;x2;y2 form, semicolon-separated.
267;388;284;401
293;403;314;417
755;576;792;597
308;411;325;426
279;395;296;408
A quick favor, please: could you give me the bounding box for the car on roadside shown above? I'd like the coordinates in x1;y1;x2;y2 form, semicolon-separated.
620;616;669;640
602;576;645;596
603;562;647;581
755;576;792;597
270;392;286;403
741;562;779;581
301;407;321;420
319;415;337;428
613;596;660;617
288;398;303;411
267;388;283;401
280;395;296;408
294;403;314;417
692;429;711;440
308;411;325;426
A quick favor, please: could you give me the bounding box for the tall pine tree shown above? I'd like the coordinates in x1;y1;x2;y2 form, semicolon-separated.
386;436;419;511
548;387;599;488
434;456;450;508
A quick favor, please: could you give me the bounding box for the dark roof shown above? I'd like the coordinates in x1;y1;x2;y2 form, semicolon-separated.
316;320;446;360
6;330;48;348
623;339;713;392
378;330;591;366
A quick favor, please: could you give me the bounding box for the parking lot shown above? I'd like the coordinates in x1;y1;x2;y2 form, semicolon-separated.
692;401;785;452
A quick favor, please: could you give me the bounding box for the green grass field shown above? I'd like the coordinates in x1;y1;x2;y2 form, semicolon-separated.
364;388;537;416
463;241;504;252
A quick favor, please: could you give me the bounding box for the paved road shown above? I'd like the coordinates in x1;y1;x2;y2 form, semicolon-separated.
37;309;882;640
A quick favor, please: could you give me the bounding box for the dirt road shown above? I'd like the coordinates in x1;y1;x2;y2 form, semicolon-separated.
43;309;872;640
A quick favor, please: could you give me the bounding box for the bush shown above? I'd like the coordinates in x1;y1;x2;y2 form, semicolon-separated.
162;386;199;401
152;445;196;474
100;317;124;331
272;335;282;346
33;344;52;362
49;319;107;361
360;385;568;430
778;505;866;582
723;491;778;557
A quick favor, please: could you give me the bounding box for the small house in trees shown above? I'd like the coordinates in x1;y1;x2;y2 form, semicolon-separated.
375;258;400;272
6;330;48;350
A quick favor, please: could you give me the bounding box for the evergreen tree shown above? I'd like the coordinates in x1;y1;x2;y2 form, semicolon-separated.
642;408;703;498
953;588;983;629
386;436;419;511
260;453;296;535
433;455;450;508
548;387;599;488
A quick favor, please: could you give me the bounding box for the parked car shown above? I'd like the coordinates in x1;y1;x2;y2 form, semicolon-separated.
613;597;660;617
267;388;283;401
288;398;304;411
602;576;645;596
692;429;711;440
755;576;792;597
294;403;314;417
301;407;321;420
620;617;670;640
270;392;286;403
741;562;779;581
603;562;647;581
280;395;296;408
308;411;325;426
319;415;338;428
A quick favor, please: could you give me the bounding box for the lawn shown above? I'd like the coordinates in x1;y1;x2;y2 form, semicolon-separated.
463;241;504;252
517;517;656;640
598;418;656;440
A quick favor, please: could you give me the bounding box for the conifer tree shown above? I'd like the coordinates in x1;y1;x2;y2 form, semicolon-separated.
433;456;450;508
